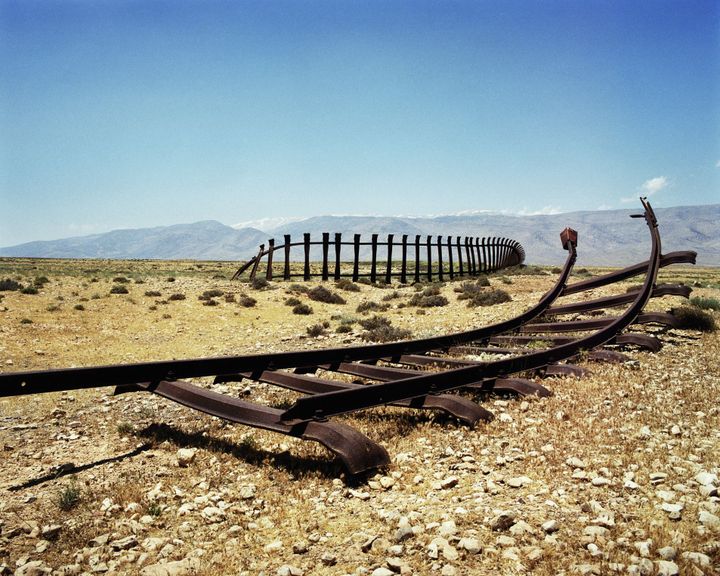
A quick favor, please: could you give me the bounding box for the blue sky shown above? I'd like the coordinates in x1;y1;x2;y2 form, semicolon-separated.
1;0;718;245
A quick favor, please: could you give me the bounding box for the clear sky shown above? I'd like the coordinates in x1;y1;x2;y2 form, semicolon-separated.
1;0;718;246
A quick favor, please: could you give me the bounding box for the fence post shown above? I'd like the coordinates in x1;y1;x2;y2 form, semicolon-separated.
425;235;432;281
400;234;408;284
414;235;421;283
385;234;394;284
283;234;291;280
436;235;444;281
469;237;477;275
447;236;454;279
475;237;483;274
321;232;330;281
334;233;342;280
303;233;311;281
250;244;264;280
457;236;464;277
370;234;378;283
352;234;361;282
265;238;275;280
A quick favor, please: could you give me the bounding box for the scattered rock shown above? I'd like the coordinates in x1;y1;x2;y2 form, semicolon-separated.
139;558;202;576
277;566;304;576
655;560;679;576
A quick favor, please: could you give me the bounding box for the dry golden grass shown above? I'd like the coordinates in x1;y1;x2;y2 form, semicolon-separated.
0;257;718;575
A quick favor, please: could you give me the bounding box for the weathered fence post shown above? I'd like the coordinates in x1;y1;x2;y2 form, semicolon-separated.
437;235;444;281
250;244;264;280
303;233;311;281
352;234;361;282
400;234;408;284
426;235;433;281
475;237;483;274
469;237;476;275
265;239;275;280
334;233;342;280
283;234;291;280
385;234;394;284
457;236;464;277
321;232;330;281
447;236;454;279
414;235;421;283
370;234;378;283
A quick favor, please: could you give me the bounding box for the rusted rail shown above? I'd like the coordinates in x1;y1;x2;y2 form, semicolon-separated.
231;234;525;283
0;200;696;475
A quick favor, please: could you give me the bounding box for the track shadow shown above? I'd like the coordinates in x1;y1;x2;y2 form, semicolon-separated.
7;443;152;492
135;422;348;481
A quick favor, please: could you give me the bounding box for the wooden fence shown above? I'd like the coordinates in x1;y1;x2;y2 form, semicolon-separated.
232;233;525;283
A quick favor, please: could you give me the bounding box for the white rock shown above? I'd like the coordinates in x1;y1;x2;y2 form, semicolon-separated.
655;560;679;576
264;540;283;553
542;520;559;534
681;551;710;567
695;472;718;486
699;510;720;530
277;566;304;576
507;476;531;488
176;448;197;467
657;546;676;560
371;569;394;576
566;457;586;469
458;537;482;554
139;558;202;576
661;502;683;519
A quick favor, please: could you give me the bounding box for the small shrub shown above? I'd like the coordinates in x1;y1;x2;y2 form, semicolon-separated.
20;286;39;295
287;283;310;294
113;276;130;283
336;324;353;334
149;305;157;311
20;318;33;324
34;276;50;286
224;294;236;303
134;278;145;284
73;304;85;311
250;277;269;290
46;304;61;312
500;276;513;284
58;484;80;511
574;268;593;277
381;291;401;301
359;316;412;342
464;289;512;307
455;279;490;300
550;267;562;274
0;278;23;292
308;286;346;304
91;293;102;300
356;300;389;314
110;285;129;294
672;306;716;332
285;297;302;307
292;303;313;315
162;313;172;319
147;502;163;517
117;422;134;435
358;315;392;330
168;293;186;301
408;286;448;307
335;279;361;292
238;295;257;308
166;277;176;282
212;274;226;280
90;277;99;283
203;299;219;306
144;290;162;297
690;296;720;312
306;323;327;337
199;289;224;301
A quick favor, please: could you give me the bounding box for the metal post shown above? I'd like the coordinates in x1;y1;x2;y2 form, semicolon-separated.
321;232;330;281
303;233;311;281
400;234;408;284
385;234;394;284
334;233;342;280
283;235;291;280
352;234;360;282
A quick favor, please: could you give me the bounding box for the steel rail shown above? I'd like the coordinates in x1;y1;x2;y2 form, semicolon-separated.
0;233;577;396
279;198;661;422
545;284;691;315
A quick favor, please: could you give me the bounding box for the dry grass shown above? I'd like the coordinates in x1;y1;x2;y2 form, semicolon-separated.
0;258;718;575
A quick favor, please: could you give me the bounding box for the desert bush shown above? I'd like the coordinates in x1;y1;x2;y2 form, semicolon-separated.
113;276;130;283
336;324;354;334
0;279;22;291
285;297;303;307
168;293;186;301
672;306;716;332
20;318;33;324
306;323;328;337
110;285;129;294
34;276;50;286
144;290;162;297
166;277;176;282
454;279;489;300
308;286;346;304
74;304;85;311
335;278;361;292
382;291;402;301
134;278;145;284
202;299;219;306
250;277;270;290
408;286;448;307
287;283;310;294
46;304;61;312
464;288;512;308
356;300;389;314
199;289;224;301
238;295;257;308
359;316;412;342
58;484;81;511
224;294;236;303
292;303;313;315
500;276;513;285
690;296;720;312
20;286;39;295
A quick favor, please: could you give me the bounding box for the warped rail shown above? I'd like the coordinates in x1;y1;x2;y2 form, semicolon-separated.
232;233;525;283
0;200;696;475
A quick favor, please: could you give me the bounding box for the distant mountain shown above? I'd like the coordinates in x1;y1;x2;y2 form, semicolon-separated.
1;205;717;266
0;221;267;261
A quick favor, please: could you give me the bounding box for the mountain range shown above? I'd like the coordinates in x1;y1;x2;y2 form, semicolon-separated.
2;204;718;266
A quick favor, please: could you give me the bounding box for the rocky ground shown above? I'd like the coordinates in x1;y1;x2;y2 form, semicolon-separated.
0;258;718;576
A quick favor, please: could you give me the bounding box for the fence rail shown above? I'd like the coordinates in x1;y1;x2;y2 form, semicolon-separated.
232;233;525;282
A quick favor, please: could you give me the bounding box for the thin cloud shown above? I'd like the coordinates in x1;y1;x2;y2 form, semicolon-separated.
621;176;669;203
715;160;720;168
